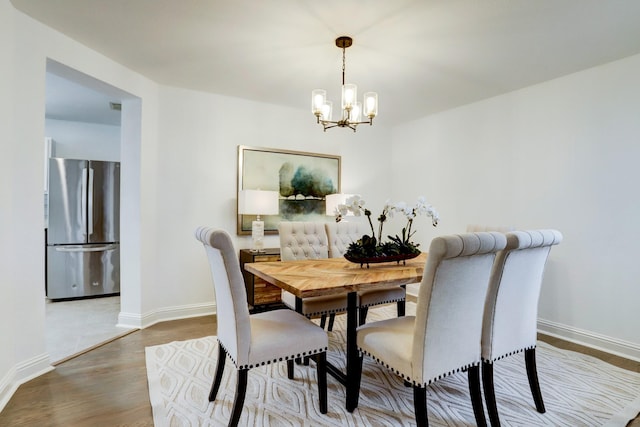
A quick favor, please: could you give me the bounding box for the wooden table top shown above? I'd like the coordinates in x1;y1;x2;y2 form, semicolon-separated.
245;253;427;299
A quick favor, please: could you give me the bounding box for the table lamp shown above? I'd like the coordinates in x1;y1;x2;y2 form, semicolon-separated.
239;189;279;252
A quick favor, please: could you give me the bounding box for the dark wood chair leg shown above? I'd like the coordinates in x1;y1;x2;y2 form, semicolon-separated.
412;385;428;427
287;359;294;379
482;361;500;427
349;354;364;411
397;299;405;317
468;365;487;427
228;369;248;427
316;351;328;414
209;342;227;402
525;348;546;413
359;306;369;326
327;313;336;331
319;314;327;329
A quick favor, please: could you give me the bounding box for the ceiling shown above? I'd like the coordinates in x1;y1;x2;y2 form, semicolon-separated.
12;0;640;127
45;68;123;126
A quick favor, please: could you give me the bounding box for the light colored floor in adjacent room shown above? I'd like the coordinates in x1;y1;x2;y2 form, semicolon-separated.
45;295;136;364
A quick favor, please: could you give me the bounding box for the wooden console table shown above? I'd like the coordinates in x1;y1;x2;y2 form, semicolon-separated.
239;248;282;312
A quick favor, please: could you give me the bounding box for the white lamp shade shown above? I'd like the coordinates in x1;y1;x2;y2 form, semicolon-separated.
325;193;357;216
238;190;279;215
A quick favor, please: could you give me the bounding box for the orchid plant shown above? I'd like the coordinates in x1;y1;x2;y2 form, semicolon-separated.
335;195;439;259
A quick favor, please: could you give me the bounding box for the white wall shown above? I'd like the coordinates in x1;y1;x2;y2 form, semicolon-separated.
45;118;121;161
151;85;392;318
0;0;23;410
1;3;157;410
392;53;640;359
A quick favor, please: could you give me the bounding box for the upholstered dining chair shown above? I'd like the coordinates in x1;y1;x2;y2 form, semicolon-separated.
354;232;507;427
278;221;349;331
325;221;407;325
481;229;562;427
194;227;328;427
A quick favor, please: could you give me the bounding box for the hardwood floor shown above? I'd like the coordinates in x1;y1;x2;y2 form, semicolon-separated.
0;316;638;426
0;315;216;427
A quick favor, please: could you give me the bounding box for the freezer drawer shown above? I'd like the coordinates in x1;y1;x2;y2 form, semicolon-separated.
47;244;120;299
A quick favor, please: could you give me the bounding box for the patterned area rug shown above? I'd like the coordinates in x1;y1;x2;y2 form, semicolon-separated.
146;305;640;426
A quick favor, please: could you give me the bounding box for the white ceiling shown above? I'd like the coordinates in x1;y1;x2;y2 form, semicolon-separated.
45;69;123;126
12;0;640;126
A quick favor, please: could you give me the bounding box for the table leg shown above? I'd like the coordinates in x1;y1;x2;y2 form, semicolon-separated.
345;291;359;412
295;297;303;364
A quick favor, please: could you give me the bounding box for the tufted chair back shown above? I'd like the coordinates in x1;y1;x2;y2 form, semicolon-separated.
278;222;329;261
482;229;563;361
194;227;251;365
412;232;507;385
325;221;368;258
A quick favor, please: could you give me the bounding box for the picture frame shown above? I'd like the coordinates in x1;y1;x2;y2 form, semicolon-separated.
237;145;341;235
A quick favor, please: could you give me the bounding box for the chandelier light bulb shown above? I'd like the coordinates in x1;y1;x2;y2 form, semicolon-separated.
321;101;333;121
364;92;378;118
312;89;326;116
351;102;362;122
342;84;357;110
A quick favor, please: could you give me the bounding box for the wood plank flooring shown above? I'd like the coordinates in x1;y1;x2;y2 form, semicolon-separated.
0;315;638;426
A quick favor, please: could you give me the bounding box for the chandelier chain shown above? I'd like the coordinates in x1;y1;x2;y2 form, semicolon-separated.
342;47;346;86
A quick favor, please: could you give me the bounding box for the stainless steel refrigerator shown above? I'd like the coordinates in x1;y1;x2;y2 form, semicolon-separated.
46;158;120;299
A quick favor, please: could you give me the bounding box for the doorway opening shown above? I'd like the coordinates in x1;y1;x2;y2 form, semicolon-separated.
44;59;140;363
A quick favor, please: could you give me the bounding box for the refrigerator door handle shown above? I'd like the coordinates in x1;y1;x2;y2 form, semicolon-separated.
88;167;94;237
81;167;88;240
54;244;117;253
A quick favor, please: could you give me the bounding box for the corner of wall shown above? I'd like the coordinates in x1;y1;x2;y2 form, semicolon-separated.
118;302;216;330
0;354;54;412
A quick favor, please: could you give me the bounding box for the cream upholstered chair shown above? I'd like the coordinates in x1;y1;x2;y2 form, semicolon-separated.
278;221;349;331
325;221;407;325
194;227;328;426
481;229;562;427
354;232;507;427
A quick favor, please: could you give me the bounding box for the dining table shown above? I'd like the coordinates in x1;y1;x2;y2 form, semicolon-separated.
245;253;427;412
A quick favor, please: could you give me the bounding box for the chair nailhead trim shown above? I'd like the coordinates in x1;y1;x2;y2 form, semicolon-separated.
359;348;480;386
299;297;406;317
304;308;347;317
219;339;328;370
359;297;406;308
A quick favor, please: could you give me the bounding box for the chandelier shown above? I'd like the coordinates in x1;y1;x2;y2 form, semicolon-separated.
312;36;378;132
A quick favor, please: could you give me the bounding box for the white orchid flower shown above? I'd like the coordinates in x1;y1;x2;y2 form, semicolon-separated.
394;201;407;213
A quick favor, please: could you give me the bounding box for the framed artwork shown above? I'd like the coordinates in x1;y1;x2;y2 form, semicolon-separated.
237;145;341;235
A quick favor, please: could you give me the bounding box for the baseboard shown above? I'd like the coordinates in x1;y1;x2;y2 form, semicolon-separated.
410;281;640;364
118;302;216;329
0;353;53;412
538;318;640;363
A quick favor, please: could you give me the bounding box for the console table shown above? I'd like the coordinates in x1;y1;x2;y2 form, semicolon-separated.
239;248;283;312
